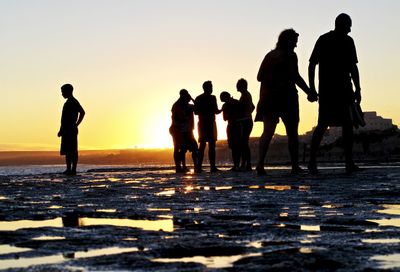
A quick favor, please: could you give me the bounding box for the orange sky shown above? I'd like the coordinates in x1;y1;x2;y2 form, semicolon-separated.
0;1;399;150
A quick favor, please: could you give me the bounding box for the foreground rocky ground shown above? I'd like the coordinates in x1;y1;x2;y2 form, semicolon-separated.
0;164;400;271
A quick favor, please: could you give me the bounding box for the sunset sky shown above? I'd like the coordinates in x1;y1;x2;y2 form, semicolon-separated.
1;1;399;151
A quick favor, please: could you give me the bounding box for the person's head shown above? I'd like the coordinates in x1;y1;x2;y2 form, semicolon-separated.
335;13;352;34
220;91;231;103
179;89;192;102
236;78;247;92
202;81;213;94
61;83;73;98
276;29;299;51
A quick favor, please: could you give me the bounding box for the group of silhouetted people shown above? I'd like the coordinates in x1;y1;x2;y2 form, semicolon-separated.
169;79;255;173
169;13;363;175
58;13;363;176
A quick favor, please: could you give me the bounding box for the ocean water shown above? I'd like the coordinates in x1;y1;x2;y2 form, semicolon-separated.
0;164;163;176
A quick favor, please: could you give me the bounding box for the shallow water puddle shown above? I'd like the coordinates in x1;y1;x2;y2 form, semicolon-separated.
152;253;262;268
371;254;400;269
0;246;140;270
0;217;174;232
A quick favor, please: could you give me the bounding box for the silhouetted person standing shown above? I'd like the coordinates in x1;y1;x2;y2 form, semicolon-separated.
57;84;85;175
170;89;198;173
236;78;255;171
194;81;221;173
308;13;361;174
255;29;316;175
220;91;241;171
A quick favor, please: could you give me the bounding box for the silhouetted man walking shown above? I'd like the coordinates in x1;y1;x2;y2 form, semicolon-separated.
308;13;362;174
194;81;220;173
58;84;85;175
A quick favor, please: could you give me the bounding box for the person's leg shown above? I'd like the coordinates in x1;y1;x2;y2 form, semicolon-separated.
308;124;328;173
231;146;241;170
71;152;78;175
284;120;302;173
64;154;72;174
209;141;218;172
241;120;253;170
342;122;359;173
257;118;277;175
197;141;206;172
173;147;182;172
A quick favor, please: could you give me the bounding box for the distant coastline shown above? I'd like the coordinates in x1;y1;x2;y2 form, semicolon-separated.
0;126;399;166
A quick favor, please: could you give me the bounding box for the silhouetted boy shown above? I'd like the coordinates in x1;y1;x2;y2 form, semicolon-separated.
236;78;255;171
255;29;316;175
308;13;361;174
57;84;85;175
220;91;241;171
194;81;221;173
170;89;198;173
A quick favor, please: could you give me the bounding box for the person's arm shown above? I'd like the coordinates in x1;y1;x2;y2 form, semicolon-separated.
307;62;318;102
350;64;361;102
76;106;85;127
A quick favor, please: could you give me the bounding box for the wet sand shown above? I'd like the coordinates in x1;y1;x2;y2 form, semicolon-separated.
0;165;400;271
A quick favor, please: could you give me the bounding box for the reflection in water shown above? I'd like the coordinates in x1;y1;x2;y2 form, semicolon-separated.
215;186;233;190
0;196;8;200
377;204;400;215
368;218;400;228
48;205;63;209
300;225;320;232
147;208;171;212
371;254;400;269
152;253;262;268
0;244;31;255
0;247;140;270
363;239;400;244
32;236;65;241
96;209;117;213
265;185;291;191
155;189;176;196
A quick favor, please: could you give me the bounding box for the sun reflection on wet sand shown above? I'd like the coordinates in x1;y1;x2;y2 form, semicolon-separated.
265;185;291;191
152;253;262;268
371;254;400;269
79;218;174;232
363;239;400;244
376;204;400;215
0;244;31;255
32;236;65;241
155;189;176;196
0;218;64;231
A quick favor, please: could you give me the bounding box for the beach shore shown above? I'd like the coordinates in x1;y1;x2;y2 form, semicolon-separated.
0;164;400;271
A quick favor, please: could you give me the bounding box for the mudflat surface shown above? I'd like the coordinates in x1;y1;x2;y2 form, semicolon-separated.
0;165;400;271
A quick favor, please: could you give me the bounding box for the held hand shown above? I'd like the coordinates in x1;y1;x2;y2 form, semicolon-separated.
307;91;318;102
57;131;62;137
